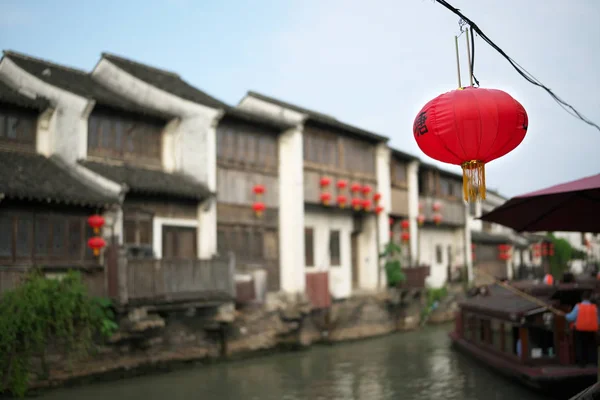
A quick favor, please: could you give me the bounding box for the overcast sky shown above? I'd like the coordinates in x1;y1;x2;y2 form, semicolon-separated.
1;0;598;197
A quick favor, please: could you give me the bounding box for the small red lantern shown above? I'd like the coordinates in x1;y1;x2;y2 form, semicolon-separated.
350;183;361;193
401;220;410;230
337;195;348;208
252;184;265;196
361;185;372;195
87;214;105;234
418;202;423;211
433;213;442;225
417;214;425;226
351;198;362;211
362;199;372;211
373;193;382;203
401;232;410;242
432;201;442;212
252;202;266;217
320;192;332;205
375;206;384;215
413;86;528;202
87;236;106;257
336;180;348;190
320;177;331;188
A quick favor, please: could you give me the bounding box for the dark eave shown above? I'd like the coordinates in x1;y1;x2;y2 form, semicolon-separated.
471;230;512;245
2;50;174;120
102;52;227;110
390;147;420;162
0;79;49;111
0;149;119;208
246;91;389;143
80;160;211;202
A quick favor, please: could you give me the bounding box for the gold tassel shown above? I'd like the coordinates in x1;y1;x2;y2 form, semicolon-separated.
461;160;486;202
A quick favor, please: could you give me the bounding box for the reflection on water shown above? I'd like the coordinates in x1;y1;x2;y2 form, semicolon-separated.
37;325;549;400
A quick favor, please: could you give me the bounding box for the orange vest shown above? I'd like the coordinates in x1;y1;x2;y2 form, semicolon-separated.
544;274;553;285
575;303;599;332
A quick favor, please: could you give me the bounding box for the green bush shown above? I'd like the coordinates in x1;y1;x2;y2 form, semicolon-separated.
379;242;406;287
0;270;117;397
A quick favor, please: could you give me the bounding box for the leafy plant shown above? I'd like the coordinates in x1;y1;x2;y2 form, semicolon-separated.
91;297;119;338
379;241;406;287
546;233;579;280
421;286;449;320
0;269;116;397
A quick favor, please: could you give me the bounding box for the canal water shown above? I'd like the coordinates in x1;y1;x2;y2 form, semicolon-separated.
38;324;549;400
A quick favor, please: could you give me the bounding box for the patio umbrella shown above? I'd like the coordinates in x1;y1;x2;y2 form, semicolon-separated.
480;173;600;233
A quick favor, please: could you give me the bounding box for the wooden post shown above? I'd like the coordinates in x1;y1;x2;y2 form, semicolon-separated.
454;36;462;88
117;248;129;306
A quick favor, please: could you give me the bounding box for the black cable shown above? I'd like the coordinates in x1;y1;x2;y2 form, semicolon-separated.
469;26;480;87
434;0;600;132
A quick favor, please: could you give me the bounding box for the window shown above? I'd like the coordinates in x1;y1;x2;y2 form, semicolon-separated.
0;210;93;265
342;137;374;175
123;210;153;247
162;226;197;259
329;230;341;266
303;128;338;167
440;178;451;196
0;108;37;150
391;160;407;186
435;244;443;264
305;227;314;267
88;111;163;165
216;122;278;171
504;323;516;354
217;224;265;262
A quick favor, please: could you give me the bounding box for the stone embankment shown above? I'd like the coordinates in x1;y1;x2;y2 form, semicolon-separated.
28;287;461;393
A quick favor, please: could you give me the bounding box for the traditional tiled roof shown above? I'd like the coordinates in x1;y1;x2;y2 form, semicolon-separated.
2;50;173;119
80;160;211;201
245;91;389;143
223;108;294;131
0;150;119;207
460;284;553;317
102;52;227;110
0;79;49;111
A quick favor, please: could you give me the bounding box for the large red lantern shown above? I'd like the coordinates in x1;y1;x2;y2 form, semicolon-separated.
413;87;528;202
337;194;348;208
87;214;105;234
87;236;106;257
252;202;266;217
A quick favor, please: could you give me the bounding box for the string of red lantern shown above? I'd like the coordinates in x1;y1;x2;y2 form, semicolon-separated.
87;214;106;257
498;244;512;261
252;184;266;218
400;219;410;243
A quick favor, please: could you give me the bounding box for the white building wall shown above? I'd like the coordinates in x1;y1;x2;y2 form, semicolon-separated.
376;144;391;288
407;161;419;265
420;227;461;288
305;210;353;299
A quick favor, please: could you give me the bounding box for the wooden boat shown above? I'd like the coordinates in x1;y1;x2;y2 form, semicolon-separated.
449;281;598;398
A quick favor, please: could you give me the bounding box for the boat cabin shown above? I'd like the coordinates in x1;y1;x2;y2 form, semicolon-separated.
451;282;598;396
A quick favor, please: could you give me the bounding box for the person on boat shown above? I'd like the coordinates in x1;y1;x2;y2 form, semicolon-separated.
565;291;599;367
543;273;554;285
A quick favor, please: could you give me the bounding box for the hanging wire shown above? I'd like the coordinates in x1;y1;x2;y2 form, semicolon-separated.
434;0;600;132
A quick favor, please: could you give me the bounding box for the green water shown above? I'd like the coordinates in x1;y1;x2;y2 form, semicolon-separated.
36;325;549;400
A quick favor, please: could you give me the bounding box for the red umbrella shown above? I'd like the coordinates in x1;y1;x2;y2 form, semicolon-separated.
480;173;600;233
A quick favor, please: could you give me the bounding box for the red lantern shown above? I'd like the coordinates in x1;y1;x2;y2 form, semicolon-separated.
350;183;361;193
361;185;372;195
87;236;106;257
252;184;265;196
413;87;528;202
373;193;382;203
375;206;384;215
418;202;423;211
320;176;331;188
401;220;410;230
252;202;266;217
87;214;105;234
417;214;425;226
337;195;348;208
336;180;348;190
433;213;442;225
351;198;362;211
432;201;442;212
320;192;332;205
362;199;372;211
401;232;410;242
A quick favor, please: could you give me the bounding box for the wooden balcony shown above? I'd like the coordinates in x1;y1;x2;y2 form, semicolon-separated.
304;167;377;205
400;266;430;289
111;251;236;309
419;196;466;226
